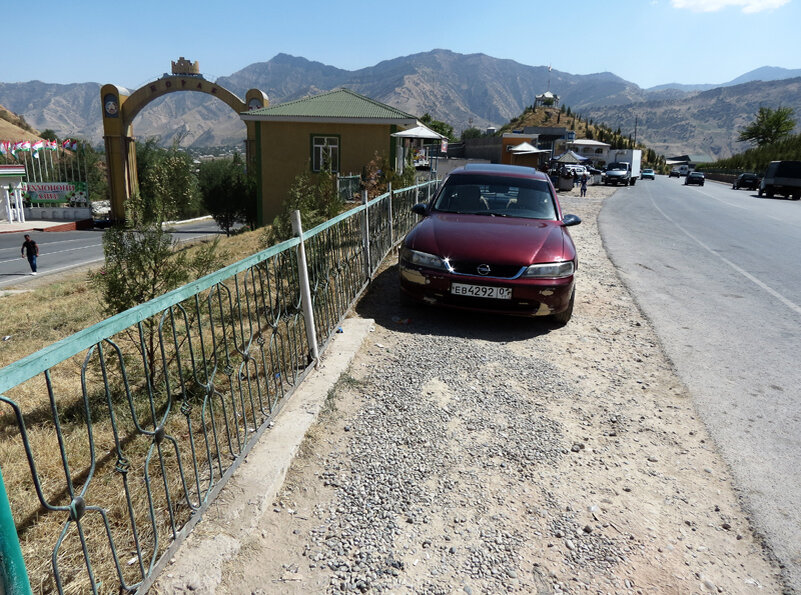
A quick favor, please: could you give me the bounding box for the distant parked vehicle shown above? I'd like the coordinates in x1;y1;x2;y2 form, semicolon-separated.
641;168;655;180
732;172;761;191
758;160;801;200
669;168;680;178
605;149;642;185
684;171;705;186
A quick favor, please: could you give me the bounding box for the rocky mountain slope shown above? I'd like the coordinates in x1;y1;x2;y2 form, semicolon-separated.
0;50;799;160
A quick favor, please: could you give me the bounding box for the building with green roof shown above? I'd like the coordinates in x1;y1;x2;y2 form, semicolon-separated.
240;88;419;224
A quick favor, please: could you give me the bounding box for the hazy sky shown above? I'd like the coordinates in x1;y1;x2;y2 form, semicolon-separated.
3;0;797;89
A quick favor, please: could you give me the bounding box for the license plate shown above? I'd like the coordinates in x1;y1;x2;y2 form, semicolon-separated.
451;283;512;300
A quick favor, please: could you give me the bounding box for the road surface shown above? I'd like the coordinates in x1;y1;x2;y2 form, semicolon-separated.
600;175;801;590
0;219;225;289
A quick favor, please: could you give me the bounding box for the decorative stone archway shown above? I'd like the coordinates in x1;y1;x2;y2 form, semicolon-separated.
101;58;268;221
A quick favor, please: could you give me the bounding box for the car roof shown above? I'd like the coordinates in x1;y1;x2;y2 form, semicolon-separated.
449;163;550;181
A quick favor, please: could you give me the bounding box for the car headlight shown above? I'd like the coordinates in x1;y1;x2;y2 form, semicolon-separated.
400;247;451;271
521;261;575;279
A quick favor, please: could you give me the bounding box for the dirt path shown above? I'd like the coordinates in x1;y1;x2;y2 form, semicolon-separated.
175;185;785;594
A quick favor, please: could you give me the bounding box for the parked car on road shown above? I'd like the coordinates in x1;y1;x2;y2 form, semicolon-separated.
758;160;801;199
669;168;680;178
732;172;760;190
399;163;581;324
641;169;655;180
684;171;705;186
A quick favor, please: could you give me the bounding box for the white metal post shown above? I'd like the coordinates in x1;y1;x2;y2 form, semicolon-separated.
387;182;394;247
291;210;319;365
362;189;371;280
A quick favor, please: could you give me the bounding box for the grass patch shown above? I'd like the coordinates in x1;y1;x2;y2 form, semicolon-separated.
0;226;288;593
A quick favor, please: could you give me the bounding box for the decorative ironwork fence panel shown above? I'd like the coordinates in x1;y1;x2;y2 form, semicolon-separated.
0;180;437;594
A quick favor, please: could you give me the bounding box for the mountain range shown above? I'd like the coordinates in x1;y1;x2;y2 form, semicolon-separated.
1;50;799;160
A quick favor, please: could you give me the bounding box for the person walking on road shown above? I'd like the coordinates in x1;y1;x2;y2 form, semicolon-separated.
580;174;588;197
21;234;39;275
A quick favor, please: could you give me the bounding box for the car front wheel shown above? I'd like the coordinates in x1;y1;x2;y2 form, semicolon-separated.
551;290;575;326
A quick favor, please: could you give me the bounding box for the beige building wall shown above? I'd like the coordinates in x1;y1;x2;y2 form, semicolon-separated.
257;121;396;223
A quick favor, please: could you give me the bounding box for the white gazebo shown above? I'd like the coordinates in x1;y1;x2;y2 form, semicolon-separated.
392;124;448;172
0;165;26;223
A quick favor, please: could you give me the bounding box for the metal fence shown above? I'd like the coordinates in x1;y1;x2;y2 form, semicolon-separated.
0;180;437;594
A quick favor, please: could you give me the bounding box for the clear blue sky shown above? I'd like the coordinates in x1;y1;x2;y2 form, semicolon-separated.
3;0;798;90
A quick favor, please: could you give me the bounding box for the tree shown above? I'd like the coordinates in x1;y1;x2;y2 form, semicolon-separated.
135;138;202;223
420;113;455;141
738;106;796;146
198;153;255;235
91;191;224;385
40;129;58;141
461;127;483;140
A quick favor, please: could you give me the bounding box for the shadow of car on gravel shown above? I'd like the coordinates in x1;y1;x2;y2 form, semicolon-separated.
355;263;563;343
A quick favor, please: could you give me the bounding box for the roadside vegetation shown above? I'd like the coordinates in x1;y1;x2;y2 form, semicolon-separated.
698;107;799;174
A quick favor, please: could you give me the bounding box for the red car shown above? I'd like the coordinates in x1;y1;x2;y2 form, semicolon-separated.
399;164;581;324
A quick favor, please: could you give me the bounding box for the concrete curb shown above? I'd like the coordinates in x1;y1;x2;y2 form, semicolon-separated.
152;316;375;593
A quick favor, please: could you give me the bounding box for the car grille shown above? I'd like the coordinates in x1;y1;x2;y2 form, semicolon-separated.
448;261;524;279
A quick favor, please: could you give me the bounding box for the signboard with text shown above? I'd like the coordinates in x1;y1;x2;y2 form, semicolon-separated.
22;182;87;203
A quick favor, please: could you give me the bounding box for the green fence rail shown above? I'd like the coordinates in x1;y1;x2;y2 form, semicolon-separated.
0;180;437;594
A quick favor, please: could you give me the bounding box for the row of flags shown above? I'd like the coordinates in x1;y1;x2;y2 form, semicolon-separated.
0;139;80;158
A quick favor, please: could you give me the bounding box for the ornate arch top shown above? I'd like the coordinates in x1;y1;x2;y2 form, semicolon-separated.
100;58;269;221
122;76;246;124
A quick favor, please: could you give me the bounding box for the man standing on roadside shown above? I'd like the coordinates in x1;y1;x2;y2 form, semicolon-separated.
21;234;39;275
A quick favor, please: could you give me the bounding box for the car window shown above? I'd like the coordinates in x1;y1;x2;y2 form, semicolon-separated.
776;162;801;177
433;174;557;220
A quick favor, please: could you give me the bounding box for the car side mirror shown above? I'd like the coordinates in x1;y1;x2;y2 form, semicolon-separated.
411;203;429;216
562;214;581;227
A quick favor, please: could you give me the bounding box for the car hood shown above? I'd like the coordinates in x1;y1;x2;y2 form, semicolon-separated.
404;213;575;265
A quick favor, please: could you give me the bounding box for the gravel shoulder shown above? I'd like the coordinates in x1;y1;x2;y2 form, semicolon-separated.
175;185;785;594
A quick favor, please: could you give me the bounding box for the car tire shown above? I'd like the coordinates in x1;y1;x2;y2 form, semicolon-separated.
766;187;774;198
551;290;575;326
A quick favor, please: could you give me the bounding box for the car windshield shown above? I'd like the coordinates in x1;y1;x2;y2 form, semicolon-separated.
607;162;627;170
433;173;557;220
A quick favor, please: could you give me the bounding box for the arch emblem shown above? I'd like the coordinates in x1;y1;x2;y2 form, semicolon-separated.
101;58;268;221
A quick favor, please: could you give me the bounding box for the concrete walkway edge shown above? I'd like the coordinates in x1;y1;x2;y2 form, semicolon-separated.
152;317;375;593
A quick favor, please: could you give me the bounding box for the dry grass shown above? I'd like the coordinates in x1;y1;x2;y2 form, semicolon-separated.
0;226;287;593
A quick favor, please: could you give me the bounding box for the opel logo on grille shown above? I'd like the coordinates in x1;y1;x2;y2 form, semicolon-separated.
477;264;491;276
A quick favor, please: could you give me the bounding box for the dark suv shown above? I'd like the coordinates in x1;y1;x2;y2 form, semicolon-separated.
732;172;760;191
758;161;801;200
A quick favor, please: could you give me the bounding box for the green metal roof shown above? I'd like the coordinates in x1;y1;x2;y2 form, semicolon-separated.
241;88;418;123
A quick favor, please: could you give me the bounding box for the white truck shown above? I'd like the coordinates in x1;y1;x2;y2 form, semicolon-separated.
604;149;642;186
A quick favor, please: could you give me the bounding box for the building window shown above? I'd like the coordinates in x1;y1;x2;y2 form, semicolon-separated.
312;136;340;172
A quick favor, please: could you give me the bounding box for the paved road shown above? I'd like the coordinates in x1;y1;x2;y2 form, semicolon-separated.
599;176;801;591
0;219;225;289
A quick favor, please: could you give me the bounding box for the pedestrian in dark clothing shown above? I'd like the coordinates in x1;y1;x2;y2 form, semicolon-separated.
580;174;588;197
21;234;39;275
